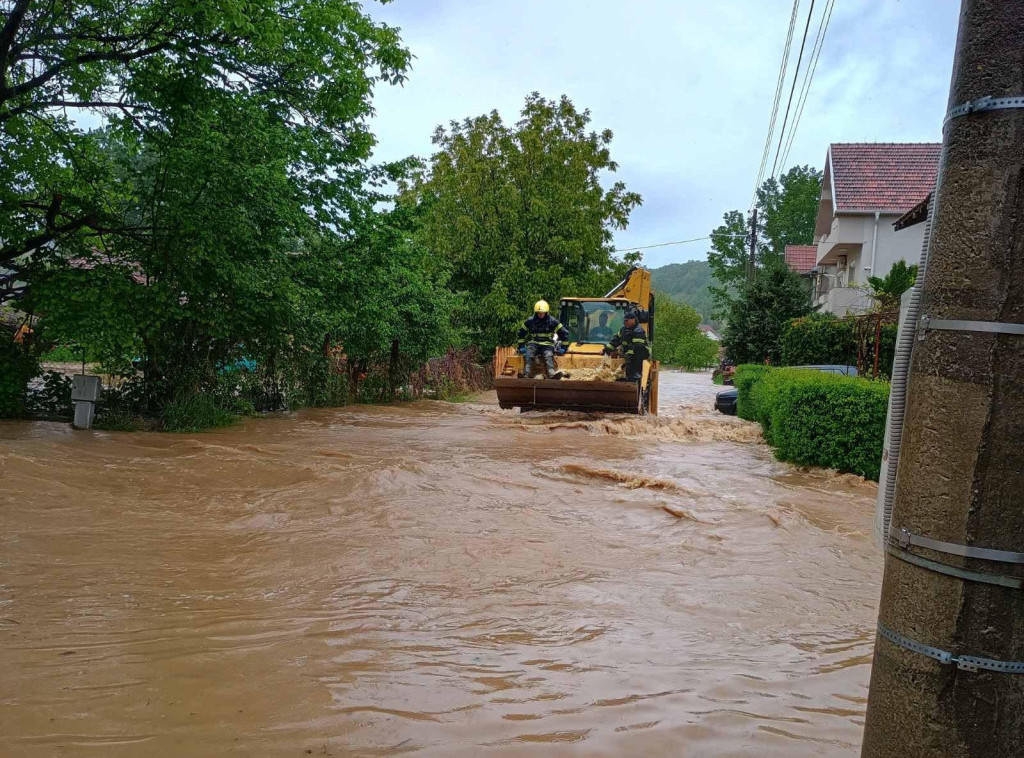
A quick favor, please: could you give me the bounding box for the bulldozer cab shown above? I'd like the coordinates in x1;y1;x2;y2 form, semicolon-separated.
559;299;632;348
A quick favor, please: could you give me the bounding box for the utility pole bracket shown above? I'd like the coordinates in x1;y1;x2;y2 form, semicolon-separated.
917;315;1024;341
878;623;1024;674
889;525;1024;564
944;95;1024;126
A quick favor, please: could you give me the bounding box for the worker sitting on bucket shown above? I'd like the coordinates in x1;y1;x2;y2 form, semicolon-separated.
517;300;568;379
603;308;649;382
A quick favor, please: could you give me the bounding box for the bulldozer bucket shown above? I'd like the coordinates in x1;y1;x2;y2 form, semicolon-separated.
495;377;645;414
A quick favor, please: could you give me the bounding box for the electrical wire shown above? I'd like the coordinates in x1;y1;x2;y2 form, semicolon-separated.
751;0;802;208
612;233;748;253
769;0;817;179
779;0;836;171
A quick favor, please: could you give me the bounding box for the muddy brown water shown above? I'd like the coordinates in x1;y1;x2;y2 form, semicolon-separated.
1;372;881;757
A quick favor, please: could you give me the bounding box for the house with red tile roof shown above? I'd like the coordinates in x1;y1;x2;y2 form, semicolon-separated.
812;143;940;315
784;245;817;275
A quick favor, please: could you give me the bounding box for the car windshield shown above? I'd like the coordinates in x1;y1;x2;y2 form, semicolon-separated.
559;301;629;343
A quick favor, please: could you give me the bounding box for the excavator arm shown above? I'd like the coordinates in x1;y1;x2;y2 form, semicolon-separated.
604;266;652;307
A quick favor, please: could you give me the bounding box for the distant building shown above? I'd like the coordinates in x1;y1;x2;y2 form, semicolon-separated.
811;143;940;315
784;244;817;275
697;325;721;341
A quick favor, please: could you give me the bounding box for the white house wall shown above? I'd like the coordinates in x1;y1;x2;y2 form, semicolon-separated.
830;212;925;284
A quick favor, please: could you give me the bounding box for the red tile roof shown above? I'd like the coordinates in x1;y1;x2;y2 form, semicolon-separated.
784;245;817;274
829;143;941;213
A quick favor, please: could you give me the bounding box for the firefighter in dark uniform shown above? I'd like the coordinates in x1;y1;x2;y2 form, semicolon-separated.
517;300;569;379
603;308;649;382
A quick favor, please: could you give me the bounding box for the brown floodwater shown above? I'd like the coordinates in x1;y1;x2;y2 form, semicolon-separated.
0;372;881;757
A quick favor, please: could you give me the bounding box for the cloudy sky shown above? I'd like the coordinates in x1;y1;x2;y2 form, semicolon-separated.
365;0;961;268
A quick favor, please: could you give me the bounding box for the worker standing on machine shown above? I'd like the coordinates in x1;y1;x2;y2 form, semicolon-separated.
603;308;649;382
517;300;568;379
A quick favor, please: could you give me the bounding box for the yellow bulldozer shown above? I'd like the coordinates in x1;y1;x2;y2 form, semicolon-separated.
493;266;659;415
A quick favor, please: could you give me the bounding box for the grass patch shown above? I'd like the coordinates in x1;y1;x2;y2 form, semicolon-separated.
162;393;237;433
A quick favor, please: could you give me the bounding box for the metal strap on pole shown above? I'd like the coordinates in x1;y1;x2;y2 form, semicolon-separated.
944;95;1024;125
885;543;1023;589
918;315;1024;340
891;526;1024;564
877;623;1024;674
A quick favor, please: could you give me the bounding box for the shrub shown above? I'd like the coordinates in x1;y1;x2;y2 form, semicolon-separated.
0;340;38;418
737;365;889;480
781;313;856;367
162;393;236;433
781;313;898;379
25;371;73;418
734;364;772;421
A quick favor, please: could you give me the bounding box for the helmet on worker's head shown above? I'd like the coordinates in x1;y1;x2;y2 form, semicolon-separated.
534;300;550;315
624;308;638;323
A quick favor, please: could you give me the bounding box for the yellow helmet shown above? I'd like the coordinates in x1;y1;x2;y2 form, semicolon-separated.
534;300;550;314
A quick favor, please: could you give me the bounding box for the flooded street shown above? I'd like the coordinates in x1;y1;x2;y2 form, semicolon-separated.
1;371;881;757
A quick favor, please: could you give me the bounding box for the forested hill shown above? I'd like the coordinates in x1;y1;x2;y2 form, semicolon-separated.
650;260;716;325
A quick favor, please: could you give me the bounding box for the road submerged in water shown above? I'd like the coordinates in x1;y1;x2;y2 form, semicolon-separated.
1;371;881;757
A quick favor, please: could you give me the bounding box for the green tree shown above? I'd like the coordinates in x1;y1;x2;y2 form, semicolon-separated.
721;263;812;365
0;0;409;303
706;210;751;313
653;293;719;370
756;165;823;258
867;260;918;311
6;1;471;418
707;165;822;315
400;93;642;355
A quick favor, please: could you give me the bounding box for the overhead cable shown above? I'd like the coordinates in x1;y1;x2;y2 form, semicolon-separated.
751;0;802;208
612;233;748;253
780;0;836;171
769;0;817;179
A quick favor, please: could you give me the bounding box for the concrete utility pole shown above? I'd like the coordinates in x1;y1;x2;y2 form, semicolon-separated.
862;2;1024;756
747;207;757;283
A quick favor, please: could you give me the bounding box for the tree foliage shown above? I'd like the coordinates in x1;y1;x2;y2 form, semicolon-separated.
721;263;812;365
2;0;467;419
1;0;410;300
707;165;821;315
653;293;719;369
400;93;642;355
868;259;918;311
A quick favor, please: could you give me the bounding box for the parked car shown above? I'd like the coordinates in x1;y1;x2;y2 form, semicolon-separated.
713;365;859;416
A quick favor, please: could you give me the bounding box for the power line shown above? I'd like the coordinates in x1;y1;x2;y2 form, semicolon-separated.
780;0;836;171
751;0;802;208
612;233;748;253
769;0;817;179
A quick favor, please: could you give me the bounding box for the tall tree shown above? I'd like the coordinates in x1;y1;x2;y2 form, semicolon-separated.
756;165;823;258
653;293;719;369
707;165;822;315
721;263;812;365
400;93;642;354
0;0;410;302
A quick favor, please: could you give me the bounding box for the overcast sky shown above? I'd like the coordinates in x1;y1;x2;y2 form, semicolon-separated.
365;0;961;268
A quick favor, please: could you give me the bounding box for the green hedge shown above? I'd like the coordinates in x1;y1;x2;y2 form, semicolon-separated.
735;364;889;480
734;364;771;421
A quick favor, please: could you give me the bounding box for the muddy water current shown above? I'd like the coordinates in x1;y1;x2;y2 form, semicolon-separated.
1;372;881;756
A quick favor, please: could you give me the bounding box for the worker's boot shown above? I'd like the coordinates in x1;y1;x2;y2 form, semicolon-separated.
543;350;562;380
